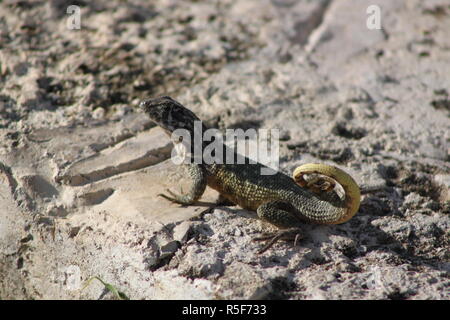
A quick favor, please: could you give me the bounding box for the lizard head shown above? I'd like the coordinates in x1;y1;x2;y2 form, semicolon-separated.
139;96;204;136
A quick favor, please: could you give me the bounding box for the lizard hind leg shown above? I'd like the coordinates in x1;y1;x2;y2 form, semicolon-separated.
254;200;304;253
254;228;304;253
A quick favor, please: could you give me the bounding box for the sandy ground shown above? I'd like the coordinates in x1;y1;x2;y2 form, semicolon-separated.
0;0;449;299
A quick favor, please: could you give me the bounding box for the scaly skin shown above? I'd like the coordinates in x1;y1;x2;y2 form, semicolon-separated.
139;96;362;253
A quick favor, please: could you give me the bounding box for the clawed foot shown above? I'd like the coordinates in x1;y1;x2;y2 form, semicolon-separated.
303;176;336;194
253;228;304;253
158;188;193;205
158;188;180;202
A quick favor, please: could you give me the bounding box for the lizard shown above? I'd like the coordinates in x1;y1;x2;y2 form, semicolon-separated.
139;96;368;253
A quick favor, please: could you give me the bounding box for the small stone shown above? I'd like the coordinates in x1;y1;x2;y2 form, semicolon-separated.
160;240;180;259
92;107;105;119
173;221;192;243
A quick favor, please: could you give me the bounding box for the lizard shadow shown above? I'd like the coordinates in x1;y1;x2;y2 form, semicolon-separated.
206;205;328;264
294;194;448;274
178;201;220;208
351;199;448;274
209;195;447;275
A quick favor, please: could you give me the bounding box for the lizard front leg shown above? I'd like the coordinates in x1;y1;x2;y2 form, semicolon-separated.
158;164;207;205
254;200;304;253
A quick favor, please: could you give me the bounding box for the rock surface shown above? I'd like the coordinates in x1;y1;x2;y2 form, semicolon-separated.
0;0;449;299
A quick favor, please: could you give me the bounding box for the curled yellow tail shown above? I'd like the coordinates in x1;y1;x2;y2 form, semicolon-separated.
292;163;361;224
